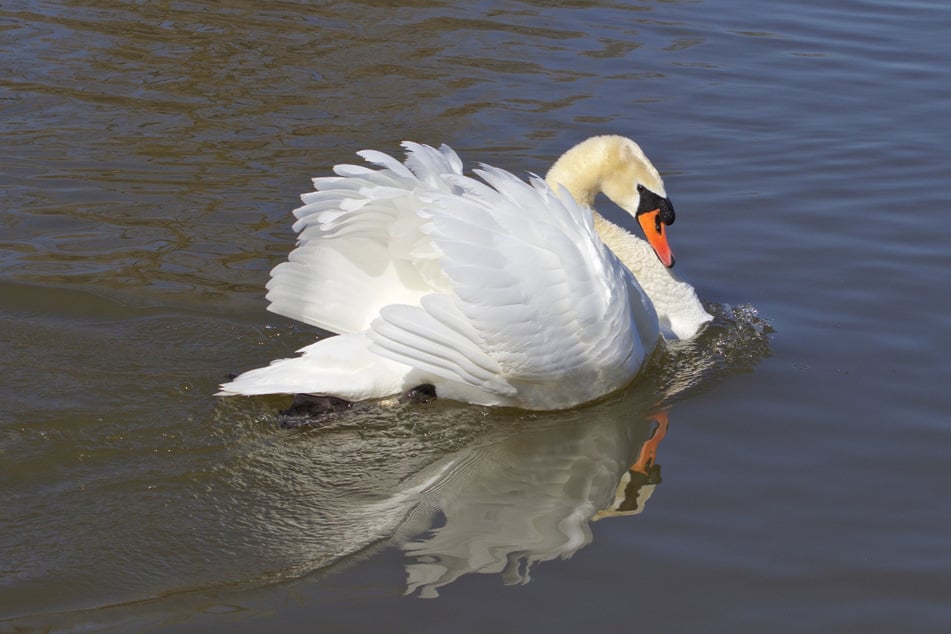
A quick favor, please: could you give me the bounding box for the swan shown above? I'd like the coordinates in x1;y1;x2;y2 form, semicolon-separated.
218;135;712;410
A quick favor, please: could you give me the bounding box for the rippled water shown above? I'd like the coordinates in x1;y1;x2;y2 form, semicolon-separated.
3;1;950;632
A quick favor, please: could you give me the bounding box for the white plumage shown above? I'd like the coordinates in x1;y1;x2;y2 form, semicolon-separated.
219;136;712;410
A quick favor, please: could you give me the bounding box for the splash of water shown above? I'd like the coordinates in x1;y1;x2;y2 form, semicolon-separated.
649;303;774;405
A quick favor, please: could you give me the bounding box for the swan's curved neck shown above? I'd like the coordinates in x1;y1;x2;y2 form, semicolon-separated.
544;136;615;208
592;214;660;274
545;135;657;266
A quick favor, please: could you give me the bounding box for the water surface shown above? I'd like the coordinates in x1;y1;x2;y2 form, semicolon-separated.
2;0;950;631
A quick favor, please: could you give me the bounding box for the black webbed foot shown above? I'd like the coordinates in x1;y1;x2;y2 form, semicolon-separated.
282;393;353;416
279;393;353;428
399;384;437;404
277;386;436;429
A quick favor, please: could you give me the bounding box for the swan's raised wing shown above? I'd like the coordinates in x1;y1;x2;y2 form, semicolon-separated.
265;143;464;334
368;161;659;409
254;142;659;408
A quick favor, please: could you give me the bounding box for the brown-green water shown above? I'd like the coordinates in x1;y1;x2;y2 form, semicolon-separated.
3;1;950;632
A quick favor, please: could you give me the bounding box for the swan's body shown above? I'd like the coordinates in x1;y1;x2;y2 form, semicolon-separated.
218;136;712;410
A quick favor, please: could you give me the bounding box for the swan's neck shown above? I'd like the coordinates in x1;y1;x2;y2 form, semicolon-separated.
544;136;615;208
545;135;711;339
591;214;662;277
545;136;661;275
594;215;712;340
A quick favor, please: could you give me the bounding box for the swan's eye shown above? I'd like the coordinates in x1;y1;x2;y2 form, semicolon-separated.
636;184;645;194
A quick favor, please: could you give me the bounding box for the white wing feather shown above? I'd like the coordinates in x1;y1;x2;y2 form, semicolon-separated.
363;157;658;407
217;333;411;399
265;143;463;334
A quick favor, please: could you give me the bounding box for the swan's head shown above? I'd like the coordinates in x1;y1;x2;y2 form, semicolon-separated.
546;135;678;268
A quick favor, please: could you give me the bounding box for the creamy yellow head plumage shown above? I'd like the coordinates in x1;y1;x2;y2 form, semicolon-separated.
546;135;676;268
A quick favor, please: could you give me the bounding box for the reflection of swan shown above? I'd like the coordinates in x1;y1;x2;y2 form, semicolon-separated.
371;405;670;598
219;136;712;409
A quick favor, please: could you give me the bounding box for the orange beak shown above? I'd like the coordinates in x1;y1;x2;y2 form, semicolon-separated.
637;209;675;268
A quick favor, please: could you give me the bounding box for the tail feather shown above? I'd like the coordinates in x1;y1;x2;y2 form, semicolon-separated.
217;333;411;399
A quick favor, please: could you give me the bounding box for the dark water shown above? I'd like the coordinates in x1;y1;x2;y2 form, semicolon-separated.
3;1;950;631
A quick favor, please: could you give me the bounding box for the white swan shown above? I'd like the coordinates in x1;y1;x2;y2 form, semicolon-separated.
218;135;712;410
